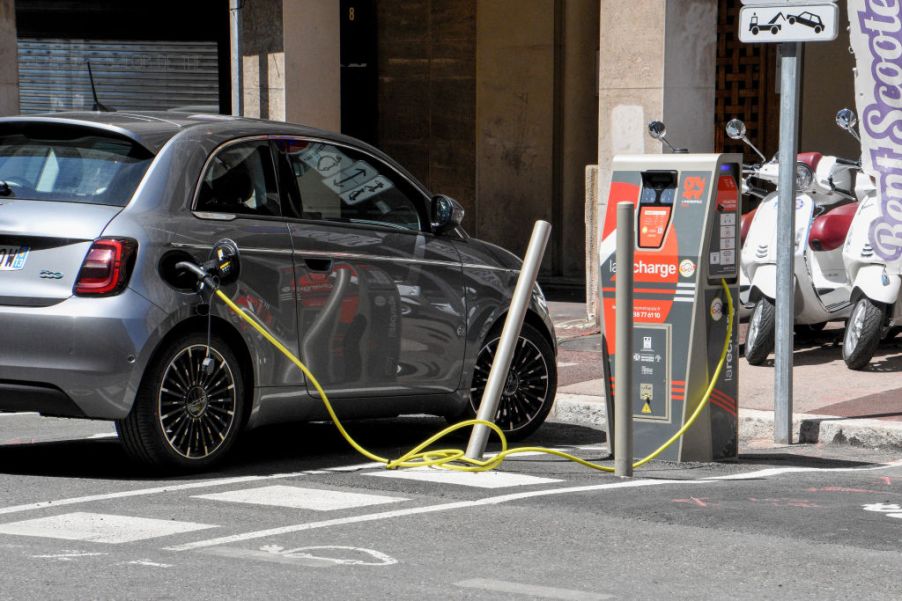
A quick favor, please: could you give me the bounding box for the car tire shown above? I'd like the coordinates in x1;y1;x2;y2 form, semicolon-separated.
449;323;557;441
745;297;776;366
116;332;246;471
843;297;885;370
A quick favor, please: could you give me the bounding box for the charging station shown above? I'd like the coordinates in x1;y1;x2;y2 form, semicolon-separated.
600;154;743;462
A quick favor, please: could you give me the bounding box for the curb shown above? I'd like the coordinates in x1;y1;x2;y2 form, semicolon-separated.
550;393;902;450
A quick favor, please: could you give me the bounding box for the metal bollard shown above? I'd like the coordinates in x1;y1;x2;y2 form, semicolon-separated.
465;220;552;461
614;202;634;477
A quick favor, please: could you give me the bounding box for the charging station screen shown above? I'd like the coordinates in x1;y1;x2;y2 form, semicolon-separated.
638;171;677;248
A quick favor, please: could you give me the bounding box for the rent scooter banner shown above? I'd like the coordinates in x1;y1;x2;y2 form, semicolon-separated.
848;0;902;271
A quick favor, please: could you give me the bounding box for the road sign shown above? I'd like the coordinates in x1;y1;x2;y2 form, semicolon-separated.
738;3;838;43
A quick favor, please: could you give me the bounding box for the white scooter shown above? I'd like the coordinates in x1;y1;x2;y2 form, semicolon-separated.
726;119;859;365
835;108;902;369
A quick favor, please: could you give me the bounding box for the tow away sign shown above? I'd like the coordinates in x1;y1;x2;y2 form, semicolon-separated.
738;2;838;43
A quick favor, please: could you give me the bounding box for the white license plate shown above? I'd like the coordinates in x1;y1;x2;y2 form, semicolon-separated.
0;245;30;271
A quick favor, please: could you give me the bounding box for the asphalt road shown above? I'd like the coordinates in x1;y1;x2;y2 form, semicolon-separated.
1;413;901;600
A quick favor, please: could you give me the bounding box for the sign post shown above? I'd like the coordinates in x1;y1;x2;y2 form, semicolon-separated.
738;0;837;444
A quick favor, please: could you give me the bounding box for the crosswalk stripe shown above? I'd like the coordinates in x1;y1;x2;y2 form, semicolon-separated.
364;468;561;489
0;512;216;544
193;485;407;511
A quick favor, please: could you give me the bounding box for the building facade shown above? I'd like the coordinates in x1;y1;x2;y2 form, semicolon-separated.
0;0;859;300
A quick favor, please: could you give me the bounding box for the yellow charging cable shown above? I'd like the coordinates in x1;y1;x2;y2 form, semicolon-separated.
213;278;733;473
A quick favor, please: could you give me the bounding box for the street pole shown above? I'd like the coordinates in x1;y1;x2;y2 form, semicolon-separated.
465;221;552;461
775;42;801;445
230;0;243;117
614;202;634;477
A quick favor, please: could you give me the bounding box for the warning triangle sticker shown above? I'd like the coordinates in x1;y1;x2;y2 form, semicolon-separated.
641;400;652;414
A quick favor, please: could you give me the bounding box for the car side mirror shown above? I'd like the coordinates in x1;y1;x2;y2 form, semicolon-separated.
431;195;465;234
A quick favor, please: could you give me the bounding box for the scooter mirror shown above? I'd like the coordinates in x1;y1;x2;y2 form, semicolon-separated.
835;108;858;131
647;121;666;140
725;119;746;140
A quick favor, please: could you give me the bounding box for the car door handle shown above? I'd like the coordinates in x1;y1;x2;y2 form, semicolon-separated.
303;257;333;272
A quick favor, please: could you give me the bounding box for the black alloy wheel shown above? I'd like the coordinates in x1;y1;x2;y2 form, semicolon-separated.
467;323;557;440
117;333;245;471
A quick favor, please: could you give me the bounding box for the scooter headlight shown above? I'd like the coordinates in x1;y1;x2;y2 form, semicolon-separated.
795;162;814;191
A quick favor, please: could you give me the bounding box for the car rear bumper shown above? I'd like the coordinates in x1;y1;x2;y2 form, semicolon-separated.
0;381;87;418
0;290;166;420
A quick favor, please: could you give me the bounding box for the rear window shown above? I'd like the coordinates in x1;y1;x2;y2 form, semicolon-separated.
0;124;154;207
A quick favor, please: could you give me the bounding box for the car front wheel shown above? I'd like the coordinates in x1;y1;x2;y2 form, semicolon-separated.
117;332;246;471
459;323;557;441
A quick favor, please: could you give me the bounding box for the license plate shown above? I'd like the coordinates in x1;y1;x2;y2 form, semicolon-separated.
0;245;30;271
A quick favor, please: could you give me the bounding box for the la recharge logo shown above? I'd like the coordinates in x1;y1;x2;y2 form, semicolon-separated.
609;259;677;279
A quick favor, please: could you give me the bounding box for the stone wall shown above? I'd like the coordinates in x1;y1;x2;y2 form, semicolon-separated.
0;0;18;116
376;0;477;231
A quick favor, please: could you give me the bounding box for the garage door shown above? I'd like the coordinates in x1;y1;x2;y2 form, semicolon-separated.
17;38;220;114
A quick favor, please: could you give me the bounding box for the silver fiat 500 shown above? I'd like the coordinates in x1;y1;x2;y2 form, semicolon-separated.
0;112;556;470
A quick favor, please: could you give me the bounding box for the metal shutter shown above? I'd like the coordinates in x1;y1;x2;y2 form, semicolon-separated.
17;39;220;114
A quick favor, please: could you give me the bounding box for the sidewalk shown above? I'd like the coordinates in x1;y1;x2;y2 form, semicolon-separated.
547;301;902;450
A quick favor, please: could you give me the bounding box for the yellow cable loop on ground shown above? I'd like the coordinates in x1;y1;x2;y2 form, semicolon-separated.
214;278;734;473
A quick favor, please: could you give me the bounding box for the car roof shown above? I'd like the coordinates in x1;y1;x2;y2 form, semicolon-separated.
0;111;432;195
0;111;359;154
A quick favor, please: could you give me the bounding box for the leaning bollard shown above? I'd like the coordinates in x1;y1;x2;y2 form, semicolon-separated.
465;220;552;461
614;202;634;478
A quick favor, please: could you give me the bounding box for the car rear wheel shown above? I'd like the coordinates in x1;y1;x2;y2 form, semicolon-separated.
452;323;556;441
117;332;245;471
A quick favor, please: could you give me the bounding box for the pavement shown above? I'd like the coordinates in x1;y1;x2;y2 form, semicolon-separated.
546;300;902;450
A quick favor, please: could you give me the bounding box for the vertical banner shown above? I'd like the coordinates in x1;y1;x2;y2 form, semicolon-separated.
848;0;902;272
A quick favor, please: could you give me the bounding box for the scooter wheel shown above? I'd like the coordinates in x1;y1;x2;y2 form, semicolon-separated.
745;298;775;366
843;298;885;370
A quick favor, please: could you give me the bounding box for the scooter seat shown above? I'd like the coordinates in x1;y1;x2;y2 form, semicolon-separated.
808;202;857;251
797;152;823;170
740;208;757;246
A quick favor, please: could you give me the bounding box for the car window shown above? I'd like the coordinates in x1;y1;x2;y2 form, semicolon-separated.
196;141;281;217
0;124;153;207
275;139;425;232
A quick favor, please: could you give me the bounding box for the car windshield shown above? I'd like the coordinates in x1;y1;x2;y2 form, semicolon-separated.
0;124;154;207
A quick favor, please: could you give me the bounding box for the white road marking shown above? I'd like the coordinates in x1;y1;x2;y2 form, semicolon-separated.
706;461;902;481
455;578;613;600
0;461;378;517
365;468;561;489
0;412;38;418
165;478;699;552
0;512;216;544
31;551;107;561
257;544;397;566
86;433;117;440
557;362;579;368
193;485;407;511
123;560;173;568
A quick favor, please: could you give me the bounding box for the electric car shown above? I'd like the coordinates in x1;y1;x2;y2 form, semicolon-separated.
0;112;557;471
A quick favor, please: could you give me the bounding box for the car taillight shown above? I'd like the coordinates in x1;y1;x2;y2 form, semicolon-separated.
74;238;138;296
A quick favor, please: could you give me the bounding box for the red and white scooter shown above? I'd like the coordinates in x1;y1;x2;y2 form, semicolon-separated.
727;119;859;365
835;108;902;369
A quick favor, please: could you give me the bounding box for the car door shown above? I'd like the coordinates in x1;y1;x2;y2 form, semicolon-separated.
185;138;302;397
273;137;466;399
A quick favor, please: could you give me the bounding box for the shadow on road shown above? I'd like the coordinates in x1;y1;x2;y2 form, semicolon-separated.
0;418;605;481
